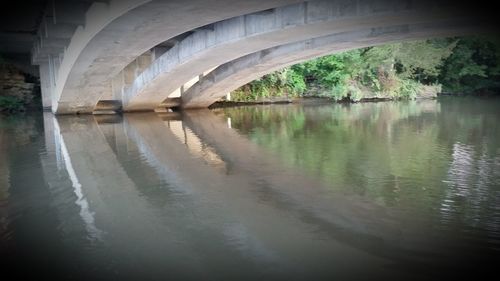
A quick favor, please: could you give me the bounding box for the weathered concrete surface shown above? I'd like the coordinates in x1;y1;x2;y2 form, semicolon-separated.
181;20;486;108
122;0;467;111
49;0;302;114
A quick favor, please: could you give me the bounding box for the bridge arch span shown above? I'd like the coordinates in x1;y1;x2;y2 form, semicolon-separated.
35;0;497;114
43;0;301;114
120;0;471;112
180;20;487;108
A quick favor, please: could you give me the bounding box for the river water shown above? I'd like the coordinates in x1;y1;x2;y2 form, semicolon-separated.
1;97;499;280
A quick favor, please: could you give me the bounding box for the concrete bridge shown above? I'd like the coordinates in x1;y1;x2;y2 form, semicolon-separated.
5;0;496;114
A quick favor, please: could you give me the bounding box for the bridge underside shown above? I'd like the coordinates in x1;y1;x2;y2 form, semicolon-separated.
180;21;483;109
26;0;497;114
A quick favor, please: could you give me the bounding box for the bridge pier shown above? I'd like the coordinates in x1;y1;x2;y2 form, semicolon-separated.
39;62;53;109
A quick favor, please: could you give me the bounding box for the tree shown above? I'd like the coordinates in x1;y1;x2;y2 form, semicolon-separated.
440;37;500;93
232;36;500;101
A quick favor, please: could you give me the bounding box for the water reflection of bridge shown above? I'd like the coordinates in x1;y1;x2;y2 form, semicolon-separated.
39;106;466;279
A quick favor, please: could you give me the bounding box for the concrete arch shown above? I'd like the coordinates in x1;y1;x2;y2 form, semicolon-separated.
38;0;151;112
34;0;150;109
121;0;467;111
49;0;301;113
180;20;488;108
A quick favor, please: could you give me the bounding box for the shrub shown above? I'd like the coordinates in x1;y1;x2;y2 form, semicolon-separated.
399;80;420;99
348;85;363;102
330;84;348;101
0;96;25;112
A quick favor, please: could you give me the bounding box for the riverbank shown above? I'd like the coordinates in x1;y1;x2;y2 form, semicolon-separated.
210;90;500;109
210;85;443;108
209;96;424;109
210;80;500;109
225;37;500;111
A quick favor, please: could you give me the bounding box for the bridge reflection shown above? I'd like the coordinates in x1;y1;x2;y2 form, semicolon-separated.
40;106;461;279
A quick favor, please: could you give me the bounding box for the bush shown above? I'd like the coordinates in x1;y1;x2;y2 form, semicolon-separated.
286;69;306;95
399;80;420;99
0;96;25;112
348;85;363;102
330;84;348;101
232;36;498;101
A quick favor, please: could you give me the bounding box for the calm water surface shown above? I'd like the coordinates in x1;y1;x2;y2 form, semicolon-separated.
1;97;499;280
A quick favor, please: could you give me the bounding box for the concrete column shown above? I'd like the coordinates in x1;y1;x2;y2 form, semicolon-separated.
101;52;154;105
123;60;137;85
152;46;169;61
111;72;125;100
136;51;152;74
48;55;55;89
39;62;53;109
53;55;60;81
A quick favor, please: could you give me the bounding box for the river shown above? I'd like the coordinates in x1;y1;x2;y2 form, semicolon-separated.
1;97;499;280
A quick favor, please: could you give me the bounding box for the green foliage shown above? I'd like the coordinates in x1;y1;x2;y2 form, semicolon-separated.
348;84;363;102
0;96;25;112
440;37;500;93
232;36;499;101
398;79;420;100
330;84;349;101
364;39;456;80
285;68;306;95
293;52;358;86
231;68;306;102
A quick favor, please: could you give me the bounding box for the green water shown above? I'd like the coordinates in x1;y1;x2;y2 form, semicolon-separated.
1;97;499;280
